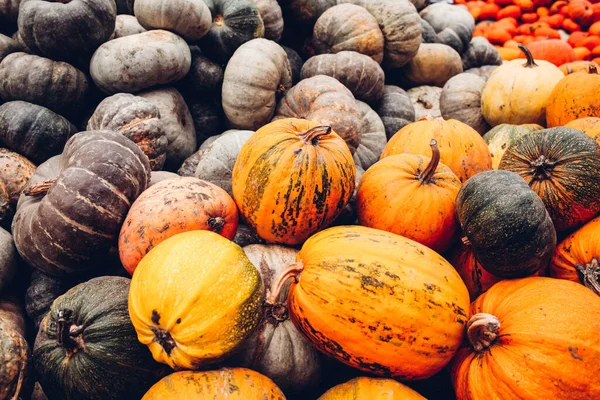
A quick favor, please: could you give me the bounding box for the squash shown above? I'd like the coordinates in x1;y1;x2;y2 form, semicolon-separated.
200;0;264;64
375;85;415;140
266;225;469;379
0;53;88;116
87;93;169;171
188;97;224;144
274;75;362;153
499;127;600;231
456;170;556;278
251;0;283;42
0;33;21;63
90;30;191;94
358;140;461;253
0;295;31;400
560;60;599;75
381;119;491;183
0;0;20;34
398;43;463;88
119;177;238;275
12;130;151;277
447;241;502;301
451;277;600;400
464;65;498;81
34;276;165;400
222;38;292;130
233;224;265;247
232;118;355;245
483;123;544;169
25;271;78;332
440;73;490;135
517;39;577;67
461;37;503;70
142;369;285;400
129;230;263;370
134;0;212;41
407;85;442;120
115;0;134;14
301;51;385;103
0;148;35;214
420;3;475;53
353;101;387;171
282;45;303;85
421;18;439;44
17;0;116;63
177;48;223;97
319;377;426;400
111;15;147;39
149;171;180;187
565;117;600;141
481;44;564;126
0;101;77;164
0;227;17;296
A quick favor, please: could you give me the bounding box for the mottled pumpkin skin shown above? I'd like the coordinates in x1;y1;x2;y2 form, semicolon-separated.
119;177;239;275
399;43;464;88
546;70;600;127
289;225;470;380
129;231;263;370
461;37;502;70
0;295;31;400
134;0;212;41
0;227;17;295
483;123;543;169
440;73;489;135
565;117;600;145
451;277;600;400
142;369;285;400
499;127;600;231
318;377;426;400
0;148;35;210
232;118;356;245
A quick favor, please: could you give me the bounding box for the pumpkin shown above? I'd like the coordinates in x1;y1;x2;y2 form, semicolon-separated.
381;119;491;183
319;377;426;400
232;118;355;245
149;171;180;187
12;130;151;277
222;38;292;130
398;43;464;88
177;47;223;97
0;182;10;226
456;169;556;278
282;45;303;85
233;223;265;247
407;85;442;121
464;65;498;81
251;0;283;41
546;64;600;127
87;93;169;170
440;73;490;135
375;85;415;140
110;14;147;39
17;0;116;63
90;30;191;94
447;241;502;301
499;127;600;231
188;97;224;144
129;230;263;370
265;225;469;379
301;51;385;103
482;44;564;127
0;295;31;400
461;37;503;70
517;39;577;66
0;149;35;214
134;0;212;41
0;0;20;33
115;0;134;14
570;0;594;27
142;369;285;400
119;177;238;275
0;33;21;63
0;53;88;116
483;123;544;169
0;227;17;296
421;18;439;44
420;3;475;53
353;101;387;171
34;276;165;400
565;117;600;144
25;271;79;332
200;0;264;64
559;60;599;75
451;277;600;400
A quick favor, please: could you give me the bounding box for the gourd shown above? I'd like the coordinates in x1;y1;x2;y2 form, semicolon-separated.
0;295;31;400
440;73;489;135
282;45;303;85
0;33;21;63
0;149;35;218
0;227;17;296
483;124;543;169
565;117;600;144
399;43;463;88
110;15;147;39
177;48;223;97
447;241;502;301
251;0;283;42
518;39;577;67
353;101;387;171
134;0;212;41
319;377;426;400
407;86;442;120
25;271;77;332
188;97;224;143
375;85;415;139
420;2;475;53
461;37;502;70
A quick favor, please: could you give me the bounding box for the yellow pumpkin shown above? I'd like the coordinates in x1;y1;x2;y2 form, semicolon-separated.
318;377;426;400
565;117;600;146
128;231;263;370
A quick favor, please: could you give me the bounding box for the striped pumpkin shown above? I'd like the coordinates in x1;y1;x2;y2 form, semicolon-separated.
232;118;356;245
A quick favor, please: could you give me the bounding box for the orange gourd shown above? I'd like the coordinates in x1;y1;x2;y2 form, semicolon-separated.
518;39;577;66
590;21;600;34
474;21;494;37
563;18;582;31
447;241;502;301
495;0;515;6
504;39;519;48
565;116;600;144
570;0;595;27
479;4;501;20
593;44;600;57
560;60;600;74
579;35;600;50
512;35;528;43
568;31;589;47
497;5;521;19
515;0;534;12
574;46;592;60
533;27;560;38
496;46;522;59
522;12;538;23
318;377;426;400
537;6;549;16
546;13;565;28
550;1;568;14
487;28;512;45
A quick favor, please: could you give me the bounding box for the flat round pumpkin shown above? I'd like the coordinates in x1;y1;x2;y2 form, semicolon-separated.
134;0;212;41
483;123;544;169
546;66;600;127
399;43;464;88
374;85;415;140
319;377;426;400
565;117;600;144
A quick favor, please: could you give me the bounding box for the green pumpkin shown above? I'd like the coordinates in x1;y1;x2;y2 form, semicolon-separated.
483;123;543;169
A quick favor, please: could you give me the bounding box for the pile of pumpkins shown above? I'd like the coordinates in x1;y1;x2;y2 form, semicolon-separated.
1;0;600;399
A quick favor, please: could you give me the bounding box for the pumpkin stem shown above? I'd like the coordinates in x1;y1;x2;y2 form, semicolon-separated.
207;217;226;234
467;313;501;352
297;126;331;146
590;64;598;75
277;84;287;95
266;261;304;306
56;309;74;347
518;44;537;68
23;179;57;197
419;139;440;183
461;236;471;246
150;327;177;355
575;257;600;296
529;155;557;181
417;95;433;109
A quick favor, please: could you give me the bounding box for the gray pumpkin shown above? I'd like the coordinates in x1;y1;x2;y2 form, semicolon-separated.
0;227;17;296
178;148;207;177
251;0;283;42
399;43;463;88
421;18;439;44
461;37;502;70
420;3;474;54
178;47;224;97
440;73;489;135
407;85;442;120
375;85;415;140
353;100;386;171
464;65;499;81
110;15;147;39
0;33;21;63
134;0;212;41
282;45;303;85
150;171;180;186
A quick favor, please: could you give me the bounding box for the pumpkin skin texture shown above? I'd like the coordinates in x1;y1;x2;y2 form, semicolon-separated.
12;130;151;277
301;51;385;103
251;0;283;42
233;223;265;247
398;43;463;88
407;85;442;120
110;15;147;39
129;230;263;370
481;45;564;127
17;0;116;63
119;177;238;275
0;148;35;212
461;37;502;70
318;377;426;400
546;67;600;128
26;270;77;332
456;170;556;278
451;277;600;400
518;39;577;68
34;276;164;400
565;117;600;145
381;119;491;183
134;0;212;41
0;33;22;63
560;61;599;76
0;227;17;296
420;18;439;44
483;123;544;169
353;100;387;171
188;97;224;143
420;3;474;54
177;48;223;97
232;118;356;245
375;85;415;140
270;225;469;380
440;73;489;135
222;38;292;130
499;127;600;231
0;295;31;400
282;45;303;85
90;30;191;94
447;242;502;301
464;65;498;81
142;369;285;400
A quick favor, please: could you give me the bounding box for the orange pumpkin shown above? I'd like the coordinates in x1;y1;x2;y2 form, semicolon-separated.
574;46;592;60
593;44;600;57
496;46;522;60
522;12;538;23
497;5;521;20
550;0;568;14
518;39;577;66
232;118;355;245
570;0;595;27
559;60;600;74
318;377;426;400
589;21;600;34
579;35;600;51
515;0;534;12
563;18;582;31
546;13;565;28
565;117;600;143
447;241;502;301
487;28;512;45
537;6;550;17
118;177;238;275
357;140;461;253
479;3;500;20
568;30;588;47
452;277;600;400
533;27;561;38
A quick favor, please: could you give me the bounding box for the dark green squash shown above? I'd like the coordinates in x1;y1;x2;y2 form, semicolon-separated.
0;227;18;296
456;169;556;278
26;271;77;332
374;85;416;139
499;127;600;231
177;47;224;97
34;276;165;400
187;97;224;145
461;37;502;70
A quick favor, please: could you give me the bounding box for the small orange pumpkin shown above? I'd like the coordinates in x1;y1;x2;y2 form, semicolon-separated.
589;21;600;34
568;30;589;47
318;377;426;400
569;0;595;27
573;46;592;60
565;117;600;143
518;39;577;66
522;12;538;23
497;5;521;20
559;60;600;74
479;3;500;20
579;35;600;51
563;18;582;31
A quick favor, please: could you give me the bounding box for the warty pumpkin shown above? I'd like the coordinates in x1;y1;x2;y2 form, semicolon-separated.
440;73;490;135
119;177;238;275
381;119;492;183
265;225;469;380
451;277;600;400
357;139;461;253
134;0;212;41
232;118;356;245
374;85;416;140
318;377;426;400
483;123;543;169
128;230;263;370
0;294;31;400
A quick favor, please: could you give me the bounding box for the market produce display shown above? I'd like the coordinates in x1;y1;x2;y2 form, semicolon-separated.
1;0;600;399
